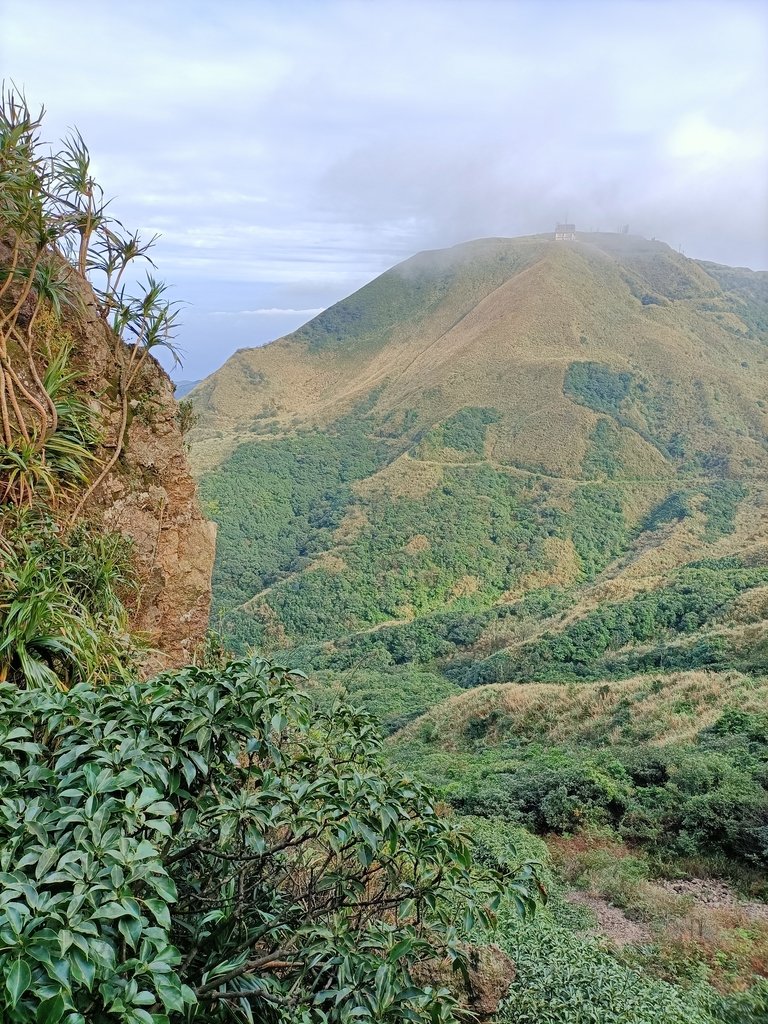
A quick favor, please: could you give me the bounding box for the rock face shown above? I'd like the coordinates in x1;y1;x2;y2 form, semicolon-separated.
100;362;216;674
413;943;516;1020
62;280;215;674
459;944;516;1019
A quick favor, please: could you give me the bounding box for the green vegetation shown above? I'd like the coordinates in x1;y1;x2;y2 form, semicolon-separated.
2;93;542;1024
203;415;759;690
467;819;765;1024
328;464;555;617
199;418;385;613
203;421;568;649
570;484;629;577
698;261;768;339
583;417;625;478
642;481;746;541
1;656;529;1023
7;87;768;1024
564;361;634;417
563;361;706;464
463;560;768;685
191;225;768;1018
293;266;449;354
285;587;572;681
419;406;501;457
310;666;461;735
0;88;182;525
191;220;768;708
393;702;768;878
703;480;747;540
644;490;692;530
0;511;136;688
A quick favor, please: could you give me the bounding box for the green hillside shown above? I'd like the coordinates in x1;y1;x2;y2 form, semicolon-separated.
191;233;768;681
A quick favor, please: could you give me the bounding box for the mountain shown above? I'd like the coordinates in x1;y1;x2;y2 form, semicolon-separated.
174;378;202;398
189;232;768;683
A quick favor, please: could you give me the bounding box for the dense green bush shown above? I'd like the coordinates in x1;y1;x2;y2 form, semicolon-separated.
220;463;563;650
583;418;625;478
570;485;628;578
285;586;573;680
418;407;501;457
563;362;634;417
392;711;768;871
643;491;692;530
0;656;530;1023
702;481;747;540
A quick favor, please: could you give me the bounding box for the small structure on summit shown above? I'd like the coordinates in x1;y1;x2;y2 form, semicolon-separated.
555;223;576;241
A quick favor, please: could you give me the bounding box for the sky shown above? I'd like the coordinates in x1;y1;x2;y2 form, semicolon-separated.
3;0;768;379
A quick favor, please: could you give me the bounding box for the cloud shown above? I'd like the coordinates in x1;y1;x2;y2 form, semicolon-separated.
666;113;766;167
211;308;326;317
4;0;767;377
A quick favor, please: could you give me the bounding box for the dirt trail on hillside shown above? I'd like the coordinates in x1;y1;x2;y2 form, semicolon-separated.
567;879;768;951
566;891;651;947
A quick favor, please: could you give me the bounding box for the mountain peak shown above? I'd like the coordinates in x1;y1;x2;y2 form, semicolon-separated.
189;234;767;476
191;230;767;708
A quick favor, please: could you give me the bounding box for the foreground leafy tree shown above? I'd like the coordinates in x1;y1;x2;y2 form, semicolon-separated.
0;656;532;1023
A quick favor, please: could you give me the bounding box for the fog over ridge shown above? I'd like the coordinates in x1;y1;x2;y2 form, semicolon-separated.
3;0;767;376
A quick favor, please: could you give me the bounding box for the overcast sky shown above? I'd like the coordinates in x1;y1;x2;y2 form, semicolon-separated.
3;0;768;378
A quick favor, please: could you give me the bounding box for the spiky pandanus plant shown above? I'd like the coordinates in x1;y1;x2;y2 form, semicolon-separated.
0;85;180;688
0;84;181;513
68;272;182;520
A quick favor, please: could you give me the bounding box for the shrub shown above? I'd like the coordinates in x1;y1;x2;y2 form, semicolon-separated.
0;656;535;1023
419;407;501;457
0;511;136;688
563;362;634;417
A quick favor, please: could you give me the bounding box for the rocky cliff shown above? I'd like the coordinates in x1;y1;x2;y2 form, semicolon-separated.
57;275;215;674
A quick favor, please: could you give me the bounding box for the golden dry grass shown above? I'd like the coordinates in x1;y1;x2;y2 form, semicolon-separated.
354;453;444;499
395;669;768;750
189;234;768;486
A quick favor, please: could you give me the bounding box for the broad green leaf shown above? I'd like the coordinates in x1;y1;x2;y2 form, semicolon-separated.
6;958;32;1008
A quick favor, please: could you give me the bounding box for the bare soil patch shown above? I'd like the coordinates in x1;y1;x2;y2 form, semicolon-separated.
657;878;768;922
566;891;652;947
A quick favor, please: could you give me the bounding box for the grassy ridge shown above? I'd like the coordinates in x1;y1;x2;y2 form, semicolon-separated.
389;671;768;875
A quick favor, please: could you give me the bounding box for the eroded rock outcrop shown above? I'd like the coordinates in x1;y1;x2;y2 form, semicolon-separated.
413;943;516;1020
60;279;215;674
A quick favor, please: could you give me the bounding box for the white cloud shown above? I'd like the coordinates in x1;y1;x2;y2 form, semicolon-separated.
211;308;325;317
667;113;766;166
3;0;767;377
